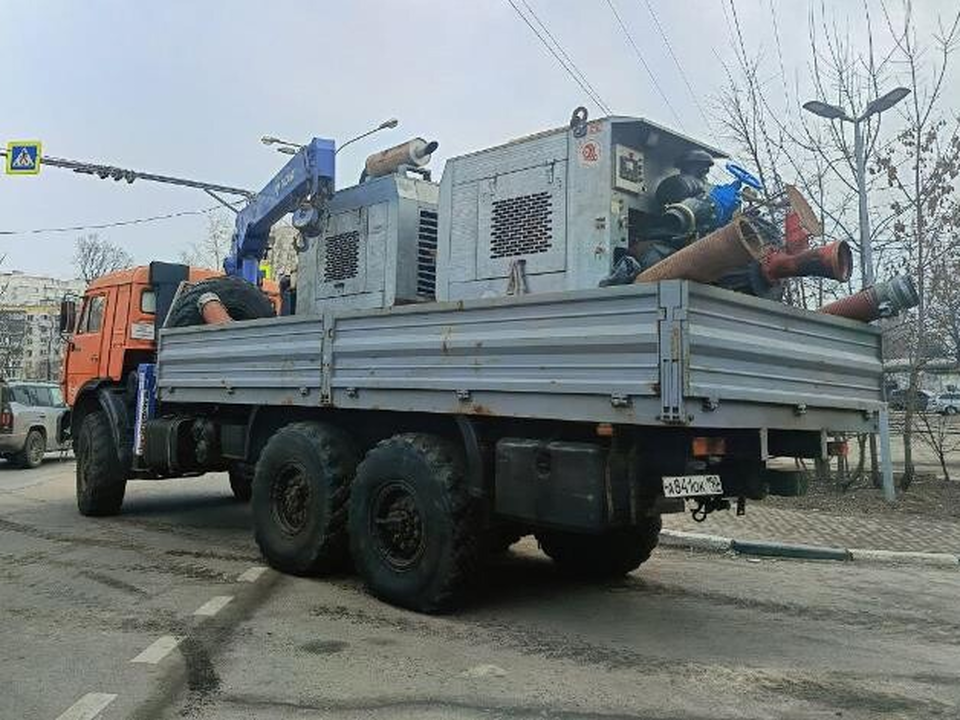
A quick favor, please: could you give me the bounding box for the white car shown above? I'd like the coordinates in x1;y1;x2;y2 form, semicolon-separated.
931;392;960;415
0;380;71;468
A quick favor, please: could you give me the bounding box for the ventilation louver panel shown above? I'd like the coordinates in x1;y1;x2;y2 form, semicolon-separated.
417;208;438;298
323;231;360;282
489;191;553;259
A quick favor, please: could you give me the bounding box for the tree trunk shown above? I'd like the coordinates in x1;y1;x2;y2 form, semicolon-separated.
901;368;919;490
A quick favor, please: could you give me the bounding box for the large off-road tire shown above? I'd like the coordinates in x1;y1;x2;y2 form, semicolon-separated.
165;276;275;328
13;428;46;469
349;433;482;613
75;411;127;516
252;422;358;575
536;517;662;579
228;463;254;502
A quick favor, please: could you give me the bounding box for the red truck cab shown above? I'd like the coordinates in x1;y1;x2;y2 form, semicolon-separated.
61;263;218;406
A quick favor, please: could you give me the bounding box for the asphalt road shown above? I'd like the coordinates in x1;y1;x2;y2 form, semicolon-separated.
2;458;959;720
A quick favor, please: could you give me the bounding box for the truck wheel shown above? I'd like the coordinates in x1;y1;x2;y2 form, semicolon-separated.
13;429;46;469
228;463;254;502
166;276;275;328
76;411;127;516
349;434;482;613
252;422;357;575
536;517;662;578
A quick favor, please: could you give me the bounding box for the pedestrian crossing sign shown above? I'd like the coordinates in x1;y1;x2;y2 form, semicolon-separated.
5;141;41;175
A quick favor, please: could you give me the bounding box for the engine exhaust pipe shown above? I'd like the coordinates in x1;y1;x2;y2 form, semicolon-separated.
635;217;765;284
818;275;919;322
760;241;853;284
365;137;438;179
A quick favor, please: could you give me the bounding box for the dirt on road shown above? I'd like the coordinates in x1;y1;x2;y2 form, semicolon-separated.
2;459;959;720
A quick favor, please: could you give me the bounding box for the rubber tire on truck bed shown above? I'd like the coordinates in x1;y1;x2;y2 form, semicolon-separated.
76;410;127;516
252;422;358;575
536;517;662;578
165;276;275;328
349;434;482;613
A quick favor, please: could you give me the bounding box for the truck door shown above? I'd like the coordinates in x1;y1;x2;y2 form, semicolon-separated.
64;292;109;404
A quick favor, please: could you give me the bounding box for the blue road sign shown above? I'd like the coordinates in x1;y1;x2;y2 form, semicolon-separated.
6;141;42;175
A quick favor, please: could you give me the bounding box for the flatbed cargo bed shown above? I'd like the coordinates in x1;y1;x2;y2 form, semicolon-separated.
156;280;882;435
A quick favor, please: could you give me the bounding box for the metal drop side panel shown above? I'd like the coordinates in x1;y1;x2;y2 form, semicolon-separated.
157;315;324;406
684;283;883;411
330;286;661;419
155;282;883;432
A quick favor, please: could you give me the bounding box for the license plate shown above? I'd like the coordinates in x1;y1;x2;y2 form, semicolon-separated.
662;474;723;498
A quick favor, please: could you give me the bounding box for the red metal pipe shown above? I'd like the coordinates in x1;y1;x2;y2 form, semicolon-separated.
819;288;880;322
197;292;233;325
783;212;810;254
760;240;853;284
819;275;919;322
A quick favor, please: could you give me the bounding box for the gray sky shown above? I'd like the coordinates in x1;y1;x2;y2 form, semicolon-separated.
1;0;956;278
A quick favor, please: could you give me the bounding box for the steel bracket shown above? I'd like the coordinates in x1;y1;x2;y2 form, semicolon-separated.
657;280;689;424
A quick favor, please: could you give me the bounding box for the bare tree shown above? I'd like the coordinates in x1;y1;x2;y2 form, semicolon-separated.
266;226;299;279
928;254;960;366
873;2;960;489
180;212;233;270
73;233;133;284
0;255;27;378
916;411;960;482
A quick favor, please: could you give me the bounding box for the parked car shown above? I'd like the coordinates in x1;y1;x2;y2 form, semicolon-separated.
930;391;960;415
887;388;933;412
0;380;71;468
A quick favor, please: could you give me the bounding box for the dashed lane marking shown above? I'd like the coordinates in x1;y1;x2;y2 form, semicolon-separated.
54;692;117;720
194;595;233;617
238;566;267;582
131;635;181;664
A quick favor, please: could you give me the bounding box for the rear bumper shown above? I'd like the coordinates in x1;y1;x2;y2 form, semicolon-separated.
0;433;26;454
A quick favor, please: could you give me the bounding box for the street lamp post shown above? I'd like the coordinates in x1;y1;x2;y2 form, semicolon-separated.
802;87;910;288
802;87;910;505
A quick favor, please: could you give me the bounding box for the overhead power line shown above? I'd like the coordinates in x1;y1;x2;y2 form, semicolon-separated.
517;0;612;115
0;204;231;237
637;0;714;133
602;0;685;128
505;0;613;114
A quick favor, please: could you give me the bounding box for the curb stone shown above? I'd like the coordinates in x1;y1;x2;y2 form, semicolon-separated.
848;548;959;567
660;530;959;568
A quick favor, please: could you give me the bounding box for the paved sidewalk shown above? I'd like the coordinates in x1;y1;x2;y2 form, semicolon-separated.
662;504;960;554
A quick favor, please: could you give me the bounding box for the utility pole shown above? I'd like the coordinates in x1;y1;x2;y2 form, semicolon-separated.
803;87;911;503
853;120;874;286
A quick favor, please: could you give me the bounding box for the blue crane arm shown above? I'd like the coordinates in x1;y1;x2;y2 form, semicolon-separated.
225;137;336;283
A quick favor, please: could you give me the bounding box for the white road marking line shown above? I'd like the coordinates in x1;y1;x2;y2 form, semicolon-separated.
130;635;181;664
194;595;233;617
54;692;117;720
238;566;267;582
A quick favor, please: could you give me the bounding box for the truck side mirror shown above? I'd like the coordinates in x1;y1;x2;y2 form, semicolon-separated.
59;299;77;334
